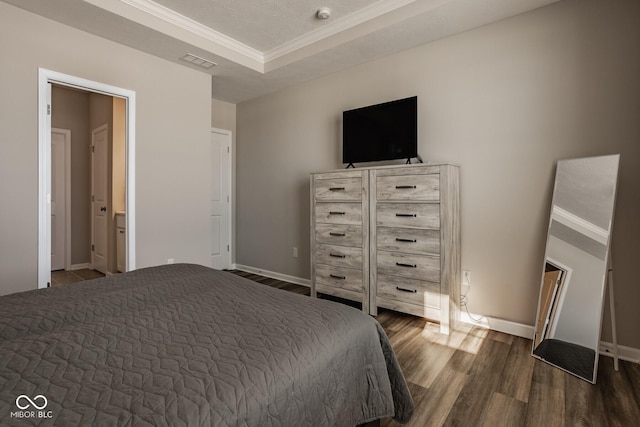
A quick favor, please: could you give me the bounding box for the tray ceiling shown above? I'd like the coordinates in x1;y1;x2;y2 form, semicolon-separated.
2;0;560;103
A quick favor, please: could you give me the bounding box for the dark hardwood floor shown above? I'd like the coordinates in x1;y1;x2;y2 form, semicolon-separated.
230;270;640;427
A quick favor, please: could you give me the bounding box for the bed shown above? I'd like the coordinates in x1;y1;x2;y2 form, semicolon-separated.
0;264;413;426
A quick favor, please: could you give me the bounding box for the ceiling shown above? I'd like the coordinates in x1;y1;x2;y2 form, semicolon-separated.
3;0;559;103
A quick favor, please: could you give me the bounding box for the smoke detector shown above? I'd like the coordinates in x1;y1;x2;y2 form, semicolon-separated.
316;7;331;20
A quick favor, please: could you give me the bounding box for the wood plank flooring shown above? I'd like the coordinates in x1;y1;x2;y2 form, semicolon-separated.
51;268;104;286
230;270;640;427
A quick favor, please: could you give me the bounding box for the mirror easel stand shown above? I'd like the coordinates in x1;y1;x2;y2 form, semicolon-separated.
607;251;619;371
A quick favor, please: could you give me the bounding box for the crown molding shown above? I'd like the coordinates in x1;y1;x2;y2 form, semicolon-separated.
264;0;422;63
85;0;444;73
84;0;264;71
84;0;559;76
551;205;609;245
119;0;263;60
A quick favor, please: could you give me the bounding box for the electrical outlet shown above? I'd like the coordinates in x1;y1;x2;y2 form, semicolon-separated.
293;247;298;258
463;270;471;287
167;258;174;264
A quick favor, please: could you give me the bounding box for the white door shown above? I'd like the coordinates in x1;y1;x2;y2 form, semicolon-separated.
210;128;232;270
92;124;109;274
51;129;70;271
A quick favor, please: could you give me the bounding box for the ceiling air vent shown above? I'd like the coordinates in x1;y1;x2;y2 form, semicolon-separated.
180;53;217;69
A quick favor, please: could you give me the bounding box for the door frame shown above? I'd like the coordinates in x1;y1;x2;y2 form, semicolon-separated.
38;68;136;288
211;127;233;270
51;128;72;271
544;257;572;337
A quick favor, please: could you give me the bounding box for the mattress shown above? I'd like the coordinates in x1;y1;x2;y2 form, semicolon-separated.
0;264;413;426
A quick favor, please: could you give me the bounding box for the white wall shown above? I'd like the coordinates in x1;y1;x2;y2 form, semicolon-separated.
0;2;212;294
235;0;640;348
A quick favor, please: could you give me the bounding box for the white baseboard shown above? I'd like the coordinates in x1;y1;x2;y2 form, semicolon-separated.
70;263;91;271
599;341;640;364
460;311;535;339
234;264;310;287
460;312;640;364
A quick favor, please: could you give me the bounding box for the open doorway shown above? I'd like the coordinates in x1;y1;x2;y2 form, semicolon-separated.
48;85;127;285
38;69;136;289
534;261;570;348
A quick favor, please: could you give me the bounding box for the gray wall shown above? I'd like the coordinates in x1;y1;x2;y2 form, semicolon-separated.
235;0;640;348
0;2;212;294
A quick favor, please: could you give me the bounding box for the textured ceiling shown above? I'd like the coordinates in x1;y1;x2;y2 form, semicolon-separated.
153;0;381;51
1;0;560;103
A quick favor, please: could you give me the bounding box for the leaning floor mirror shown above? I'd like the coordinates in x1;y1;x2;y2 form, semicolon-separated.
532;154;620;383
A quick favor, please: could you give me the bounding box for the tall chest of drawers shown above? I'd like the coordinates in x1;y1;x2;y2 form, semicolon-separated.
370;164;460;334
311;163;460;334
310;169;370;313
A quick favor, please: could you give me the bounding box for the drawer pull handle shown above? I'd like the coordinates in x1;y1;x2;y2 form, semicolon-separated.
396;286;417;293
396;262;417;268
330;253;346;258
329;187;345;191
395;185;417;189
329;232;346;237
395;238;417;243
329;211;346;215
330;274;346;280
395;213;417;217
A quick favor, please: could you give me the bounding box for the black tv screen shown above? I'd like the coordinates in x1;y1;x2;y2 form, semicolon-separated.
342;96;417;164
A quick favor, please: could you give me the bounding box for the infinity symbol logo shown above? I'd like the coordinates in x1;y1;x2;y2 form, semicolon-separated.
16;395;48;410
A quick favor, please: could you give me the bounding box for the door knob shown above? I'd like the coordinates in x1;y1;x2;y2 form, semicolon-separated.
100;206;107;212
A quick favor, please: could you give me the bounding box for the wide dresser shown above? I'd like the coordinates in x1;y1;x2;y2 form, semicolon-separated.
310;163;460;334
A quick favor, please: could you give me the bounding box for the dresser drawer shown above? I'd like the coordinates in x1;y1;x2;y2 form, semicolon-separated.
376;203;440;229
377;274;440;309
315;264;364;295
315;177;363;201
377;227;440;255
376;174;439;201
315;244;362;269
315;202;362;225
377;250;440;282
315;223;362;247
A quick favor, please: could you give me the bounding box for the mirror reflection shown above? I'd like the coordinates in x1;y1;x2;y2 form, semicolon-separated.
533;154;620;383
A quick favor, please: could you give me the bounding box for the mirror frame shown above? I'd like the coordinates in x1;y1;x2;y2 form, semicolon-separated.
532;154;620;383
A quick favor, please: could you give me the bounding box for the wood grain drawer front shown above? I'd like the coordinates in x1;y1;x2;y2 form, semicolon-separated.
315;202;362;225
315;177;362;201
377;227;440;255
377;250;440;282
315;265;364;295
315;223;362;247
376;174;439;201
376;203;440;229
316;244;362;269
377;274;440;308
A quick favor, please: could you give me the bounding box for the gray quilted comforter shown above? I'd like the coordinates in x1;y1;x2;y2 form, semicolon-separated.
0;264;413;426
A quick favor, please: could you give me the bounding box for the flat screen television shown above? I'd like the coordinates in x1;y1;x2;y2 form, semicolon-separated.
342;96;417;165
